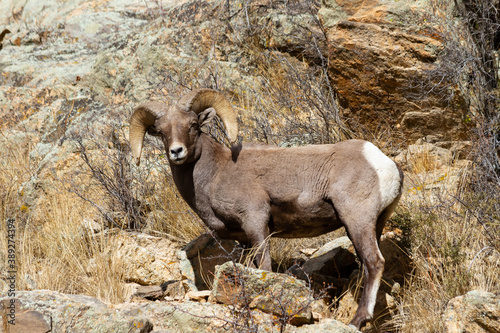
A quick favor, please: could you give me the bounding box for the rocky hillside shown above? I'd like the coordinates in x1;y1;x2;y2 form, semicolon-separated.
1;0;499;332
0;0;478;208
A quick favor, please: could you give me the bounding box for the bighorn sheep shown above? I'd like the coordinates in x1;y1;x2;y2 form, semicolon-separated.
129;88;403;329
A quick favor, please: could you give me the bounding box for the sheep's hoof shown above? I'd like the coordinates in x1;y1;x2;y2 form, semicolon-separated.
349;313;371;331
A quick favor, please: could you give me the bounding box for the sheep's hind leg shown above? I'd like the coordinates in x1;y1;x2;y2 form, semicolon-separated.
344;217;385;330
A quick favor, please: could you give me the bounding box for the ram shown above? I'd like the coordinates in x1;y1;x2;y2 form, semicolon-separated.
129;88;403;329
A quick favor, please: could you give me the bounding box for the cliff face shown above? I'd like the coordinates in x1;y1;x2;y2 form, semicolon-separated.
322;1;469;141
258;0;471;141
1;0;470;138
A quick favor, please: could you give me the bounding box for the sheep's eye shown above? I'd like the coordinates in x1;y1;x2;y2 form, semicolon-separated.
190;123;199;131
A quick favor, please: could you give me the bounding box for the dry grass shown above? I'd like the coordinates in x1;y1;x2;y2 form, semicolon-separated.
392;208;500;332
237;52;354;146
0;131;202;303
0;136;33;224
139;162;206;242
0;136;132;303
16;193;131;303
387;149;500;333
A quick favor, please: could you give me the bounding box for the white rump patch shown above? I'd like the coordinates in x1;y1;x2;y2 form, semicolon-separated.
362;142;401;212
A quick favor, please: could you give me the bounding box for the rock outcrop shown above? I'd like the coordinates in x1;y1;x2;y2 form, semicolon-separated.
0;0;472;162
443;290;500;333
321;1;470;139
0;0;475;218
212;262;314;326
0;289;359;333
104;231;182;285
0;291;153;333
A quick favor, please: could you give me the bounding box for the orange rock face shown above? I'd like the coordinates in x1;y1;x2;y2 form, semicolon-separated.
320;1;469;141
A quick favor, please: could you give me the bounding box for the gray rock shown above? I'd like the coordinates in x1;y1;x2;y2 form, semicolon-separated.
0;291;153;333
443;290;500;333
301;236;357;279
212;262;314;326
291;319;358;333
107;231;182;285
1;289;281;333
298;233;411;284
115;292;279;332
132;285;164;300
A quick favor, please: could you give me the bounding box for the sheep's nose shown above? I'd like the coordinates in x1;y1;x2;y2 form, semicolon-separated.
170;147;184;156
169;145;187;164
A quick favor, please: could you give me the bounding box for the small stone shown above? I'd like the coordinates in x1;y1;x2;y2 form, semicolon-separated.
186;290;211;302
443;290;500;333
300;248;318;256
161;280;185;298
132;285;164;300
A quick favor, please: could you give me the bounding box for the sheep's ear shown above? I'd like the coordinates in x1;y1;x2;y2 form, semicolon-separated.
198;107;216;126
146;126;161;136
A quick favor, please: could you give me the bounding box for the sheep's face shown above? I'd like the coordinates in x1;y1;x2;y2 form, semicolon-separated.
156;108;215;165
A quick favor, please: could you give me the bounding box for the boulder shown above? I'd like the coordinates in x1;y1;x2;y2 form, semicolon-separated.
0;291;153;333
178;233;244;291
443;290;500;333
290;236;357;300
297;234;411;286
0;289;386;333
0;299;51;333
212;262;314;326
301;236;357;279
105;231;182;285
319;0;470;141
1;289;316;333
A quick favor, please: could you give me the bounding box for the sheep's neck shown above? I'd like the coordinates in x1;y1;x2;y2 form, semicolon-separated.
169;134;226;214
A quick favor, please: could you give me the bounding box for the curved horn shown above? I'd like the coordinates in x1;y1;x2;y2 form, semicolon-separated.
176;89;238;143
129;101;167;166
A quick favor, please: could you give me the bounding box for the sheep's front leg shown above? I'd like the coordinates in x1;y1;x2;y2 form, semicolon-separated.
253;238;272;271
240;208;272;271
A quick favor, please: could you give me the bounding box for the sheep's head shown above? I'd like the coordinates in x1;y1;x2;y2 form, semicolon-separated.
129;89;238;166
